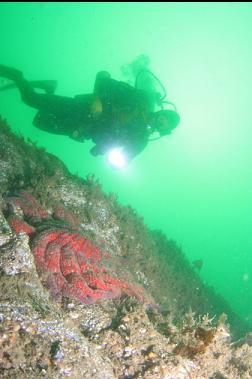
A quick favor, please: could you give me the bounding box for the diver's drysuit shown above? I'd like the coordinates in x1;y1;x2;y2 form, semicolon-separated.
0;65;152;159
0;65;180;161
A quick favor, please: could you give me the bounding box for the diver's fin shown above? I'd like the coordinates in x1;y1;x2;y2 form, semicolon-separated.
0;79;58;94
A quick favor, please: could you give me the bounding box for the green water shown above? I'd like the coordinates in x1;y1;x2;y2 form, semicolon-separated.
0;2;251;329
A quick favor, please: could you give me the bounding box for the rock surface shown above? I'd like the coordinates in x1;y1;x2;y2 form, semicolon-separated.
0;116;251;378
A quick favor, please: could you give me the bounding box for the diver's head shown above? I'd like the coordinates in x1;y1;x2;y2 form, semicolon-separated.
151;109;180;136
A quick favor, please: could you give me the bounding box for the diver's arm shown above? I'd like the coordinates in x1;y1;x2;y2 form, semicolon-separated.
89;133;148;162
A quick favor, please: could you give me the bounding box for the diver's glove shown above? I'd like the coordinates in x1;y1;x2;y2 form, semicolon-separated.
90;145;104;157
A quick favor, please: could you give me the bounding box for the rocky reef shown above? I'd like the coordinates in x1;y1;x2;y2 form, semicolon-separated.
0;116;251;378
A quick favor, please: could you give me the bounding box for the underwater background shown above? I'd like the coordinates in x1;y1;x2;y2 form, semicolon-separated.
0;2;251;331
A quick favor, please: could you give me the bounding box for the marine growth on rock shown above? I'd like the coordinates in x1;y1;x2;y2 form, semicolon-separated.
5;191;143;305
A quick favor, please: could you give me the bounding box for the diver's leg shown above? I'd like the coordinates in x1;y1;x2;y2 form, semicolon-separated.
0;65;23;81
0;66;57;95
0;80;58;95
0;65;61;110
0;65;49;109
29;80;58;95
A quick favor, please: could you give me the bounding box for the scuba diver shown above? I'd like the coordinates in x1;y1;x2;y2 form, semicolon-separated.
0;60;180;168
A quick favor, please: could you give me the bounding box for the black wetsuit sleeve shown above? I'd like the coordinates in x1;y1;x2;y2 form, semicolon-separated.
90;123;149;160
